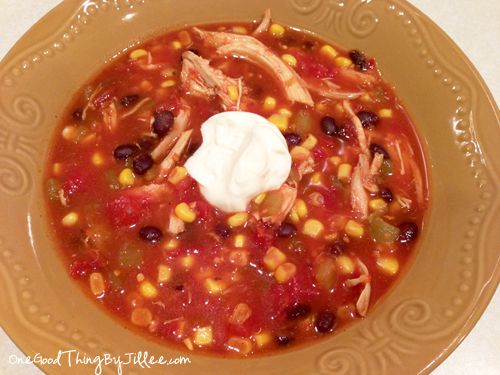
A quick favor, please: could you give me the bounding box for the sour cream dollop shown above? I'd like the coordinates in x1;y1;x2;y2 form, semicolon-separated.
185;111;292;212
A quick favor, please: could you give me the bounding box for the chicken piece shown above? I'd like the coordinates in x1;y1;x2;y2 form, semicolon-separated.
408;158;425;206
156;129;193;182
362;152;384;193
350;162;369;219
345;259;371;317
253;8;271;35
306;79;364;100
81;83;103;120
168;210;186;235
151;108;191;162
343;100;367;154
128;183;172;201
180;51;243;110
338;68;377;86
193;28;313;106
121;98;152;119
257;183;298;225
102;102;117;131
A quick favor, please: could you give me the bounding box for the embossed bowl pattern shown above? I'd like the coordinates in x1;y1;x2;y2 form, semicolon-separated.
0;1;499;374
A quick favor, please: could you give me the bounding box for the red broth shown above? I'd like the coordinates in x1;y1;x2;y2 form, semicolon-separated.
44;19;428;355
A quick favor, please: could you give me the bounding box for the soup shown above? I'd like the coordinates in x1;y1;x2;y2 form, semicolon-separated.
44;10;428;355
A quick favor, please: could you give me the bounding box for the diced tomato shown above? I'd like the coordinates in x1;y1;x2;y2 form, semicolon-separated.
69;251;107;279
106;194;150;227
252;221;275;249
62;169;90;197
93;90;114;109
193;199;214;222
312;145;328;160
295;52;338;79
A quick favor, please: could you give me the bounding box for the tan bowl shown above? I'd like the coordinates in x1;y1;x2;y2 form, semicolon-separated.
0;0;499;374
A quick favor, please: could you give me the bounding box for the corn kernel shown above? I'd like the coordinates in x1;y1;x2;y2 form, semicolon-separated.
171;40;182;50
344;220;364;238
263;96;277;111
329;156;342;167
302;219;324;238
337;163;352;183
310;172;322;185
62;125;77;141
228;212;248;228
289;209;300;224
119;168;135;186
335;56;353;68
278;108;293;118
263;246;287;271
183;338;194;351
377;257;399;275
254;332;272;348
164;239;179;250
89;272;105;296
139;280;158;298
91;152;104;166
290;145;310;161
281;54;297;67
369;198;388;211
168;166;188;184
158;264;172;283
193;326;213;346
227;337;253;355
301;134;318;150
52;162;62;175
61;212;78;227
179;255;195;269
268;113;288;132
131;307;152;327
129;48;148;60
178;30;192;46
269;23;285;38
226;85;239;102
161;79;176;88
205;277;226;294
232;26;248;34
315;102;328;113
320;44;338;59
378;109;393;118
274;262;297;283
336;256;355;274
140;80;153;91
253;193;266;204
360;93;372;102
295;199;308;218
175;202;197;223
233;234;246;248
229;303;252;325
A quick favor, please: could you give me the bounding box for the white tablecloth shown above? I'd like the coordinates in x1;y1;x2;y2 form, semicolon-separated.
0;1;498;374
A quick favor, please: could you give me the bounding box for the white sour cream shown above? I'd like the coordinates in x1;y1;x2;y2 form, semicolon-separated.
185;111;292;212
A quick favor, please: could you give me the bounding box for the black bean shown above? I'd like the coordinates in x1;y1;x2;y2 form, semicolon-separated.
320;116;338;136
370;143;390;159
380;187;394;203
315;310;336;333
139;226;163;243
72;109;83;121
137;135;157;152
357;111;379;129
132;154;154;175
398;222;419;243
113;144;139;160
152;110;174;138
302;41;315;50
120;94;139;107
215;223;231;238
329;239;347;256
275;334;294;346
284;132;302;147
349;50;369;71
286;303;311;320
276;222;297;238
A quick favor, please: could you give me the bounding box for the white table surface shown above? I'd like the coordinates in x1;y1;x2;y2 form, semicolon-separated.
0;1;498;374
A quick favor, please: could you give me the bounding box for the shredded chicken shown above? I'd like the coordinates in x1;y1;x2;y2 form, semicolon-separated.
102;102;118;131
258;183;298;224
343;100;367;154
58;189;68;207
338;68;377;86
121;98;152;119
396;195;412;210
350;163;369;219
151;108;191;162
307;79;364;100
395;140;405;175
156;129;193;181
81;83;103;120
362;152;384;193
193;27;314;106
345;259;371;317
128;183;172;201
168;211;186;234
408;158;425;206
180;51;243;110
253;8;272;35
